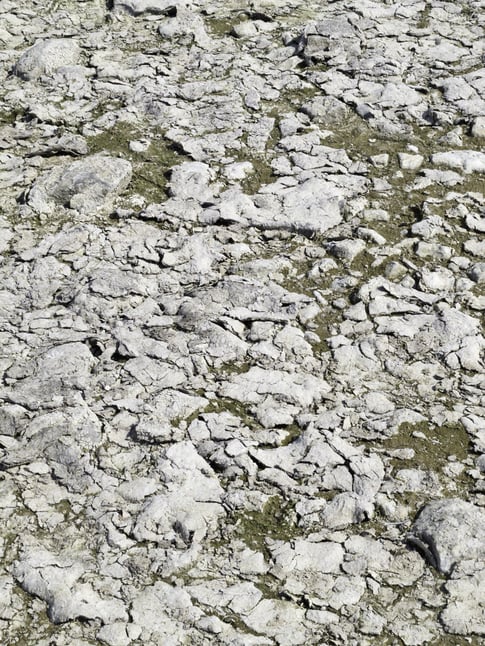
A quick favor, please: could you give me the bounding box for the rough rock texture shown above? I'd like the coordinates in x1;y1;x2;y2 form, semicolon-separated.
408;499;485;574
27;155;133;214
1;0;485;644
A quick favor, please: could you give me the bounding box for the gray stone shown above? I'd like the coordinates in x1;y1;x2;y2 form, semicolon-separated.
113;0;181;15
14;39;81;80
168;162;214;202
2;0;485;643
408;499;485;574
432;150;485;173
271;539;344;575
243;599;307;645
440;560;485;635
12;548;127;624
398;153;424;170
27;155;132;214
471;116;485;138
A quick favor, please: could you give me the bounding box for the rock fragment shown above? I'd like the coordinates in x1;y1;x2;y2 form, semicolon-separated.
408;499;485;574
27;155;132;214
112;0;180;15
14;39;81;80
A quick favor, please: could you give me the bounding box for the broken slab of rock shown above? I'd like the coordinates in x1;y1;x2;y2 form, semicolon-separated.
12;547;128;624
408;499;485;575
27;155;132;214
431;150;485;173
440;559;485;636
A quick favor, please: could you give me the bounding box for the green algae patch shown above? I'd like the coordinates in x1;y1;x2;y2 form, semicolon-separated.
235;495;299;555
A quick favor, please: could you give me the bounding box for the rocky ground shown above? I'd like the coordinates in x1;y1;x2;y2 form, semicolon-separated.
0;0;484;644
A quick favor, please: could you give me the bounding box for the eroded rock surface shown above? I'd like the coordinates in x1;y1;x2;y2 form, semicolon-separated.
0;0;484;644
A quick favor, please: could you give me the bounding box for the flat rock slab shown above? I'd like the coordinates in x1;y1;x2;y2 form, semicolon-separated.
27;155;132;214
408;499;485;575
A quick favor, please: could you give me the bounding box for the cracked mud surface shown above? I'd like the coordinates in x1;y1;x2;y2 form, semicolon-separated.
0;1;485;644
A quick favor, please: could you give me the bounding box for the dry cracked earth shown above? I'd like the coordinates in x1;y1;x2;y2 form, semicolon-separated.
0;0;485;644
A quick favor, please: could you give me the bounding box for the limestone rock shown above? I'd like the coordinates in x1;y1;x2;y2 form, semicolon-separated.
14;39;81;80
27;155;132;214
408;499;485;574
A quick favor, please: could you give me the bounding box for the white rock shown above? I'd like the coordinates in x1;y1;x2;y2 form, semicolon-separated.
369;154;389;167
219;366;330;407
224;161;254;181
97;623;131;646
130;582;200;642
398;153;424;170
431;150;485;173
321;493;367;529
14;39;81;80
27;155;132;214
168;162;213;202
441;560;485;635
12;548;127;624
243;599;307;645
408;499;485;574
471;116;485;137
232;21;259;39
270;539;344;574
364;392;395;414
468;262;485;284
328;238;366;262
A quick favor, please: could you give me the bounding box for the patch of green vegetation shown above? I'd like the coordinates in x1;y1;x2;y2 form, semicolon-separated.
459;1;479;20
326;114;406;159
86;119;189;203
203;397;259;430
222;86;319;195
235;495;299;556
386;421;469;466
428;635;483;646
384;420;473;496
278;263;317;298
253;573;281;599
204;14;234;37
240;153;275;194
54;499;73;519
265;86;319;121
218;360;251;376
350;249;390;278
171;405;210;431
280;423;302;446
7;588;58;645
0;109;20;126
416;3;431;29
